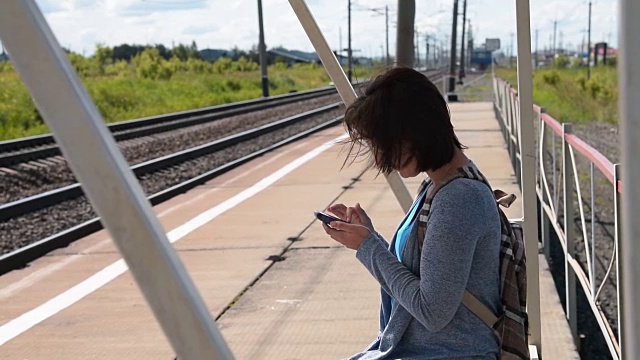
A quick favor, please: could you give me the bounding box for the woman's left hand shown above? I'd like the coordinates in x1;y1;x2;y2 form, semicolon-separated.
322;221;372;250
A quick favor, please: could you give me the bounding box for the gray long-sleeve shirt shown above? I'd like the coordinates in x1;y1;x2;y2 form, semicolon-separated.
351;176;502;359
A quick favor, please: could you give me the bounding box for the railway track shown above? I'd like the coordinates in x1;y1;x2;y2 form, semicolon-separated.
0;86;338;168
0;69;445;275
0;105;343;274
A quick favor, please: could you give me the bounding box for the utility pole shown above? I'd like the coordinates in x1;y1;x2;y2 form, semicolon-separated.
553;20;558;55
439;35;449;66
396;0;415;67
448;0;459;97
467;19;472;72
348;0;352;82
587;1;592;79
535;28;539;68
257;0;269;97
339;27;342;57
425;34;430;69
510;32;515;68
435;42;439;68
386;5;390;65
356;5;389;66
458;0;467;83
415;28;420;68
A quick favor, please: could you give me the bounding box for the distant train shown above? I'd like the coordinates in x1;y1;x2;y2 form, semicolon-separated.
470;48;493;71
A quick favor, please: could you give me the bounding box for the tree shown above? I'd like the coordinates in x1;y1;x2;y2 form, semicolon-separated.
188;40;202;60
94;44;113;65
113;44;147;61
553;55;570;68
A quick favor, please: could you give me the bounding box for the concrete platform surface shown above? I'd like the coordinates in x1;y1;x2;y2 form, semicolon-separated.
0;102;578;359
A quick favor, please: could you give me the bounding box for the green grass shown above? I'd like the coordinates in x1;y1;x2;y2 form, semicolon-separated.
0;57;377;141
496;65;618;124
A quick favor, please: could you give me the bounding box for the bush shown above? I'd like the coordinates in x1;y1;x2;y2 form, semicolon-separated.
571;57;584;68
553;55;571;68
0;61;13;73
497;66;618;124
542;71;560;86
0;42;378;140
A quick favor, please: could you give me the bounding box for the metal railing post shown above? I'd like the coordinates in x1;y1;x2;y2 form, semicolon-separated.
563;123;579;344
500;83;508;142
539;109;551;261
552;131;558;220
614;163;623;354
507;92;515;168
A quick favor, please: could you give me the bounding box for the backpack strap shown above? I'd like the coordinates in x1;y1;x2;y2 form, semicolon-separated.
415;163;515;330
462;291;499;328
463;188;517;330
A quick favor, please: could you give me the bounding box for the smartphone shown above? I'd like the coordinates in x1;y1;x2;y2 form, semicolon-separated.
314;210;345;225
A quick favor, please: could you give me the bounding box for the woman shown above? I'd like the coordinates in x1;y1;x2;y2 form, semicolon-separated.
322;67;503;359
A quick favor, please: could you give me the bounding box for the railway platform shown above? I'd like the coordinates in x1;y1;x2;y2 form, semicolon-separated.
0;102;579;359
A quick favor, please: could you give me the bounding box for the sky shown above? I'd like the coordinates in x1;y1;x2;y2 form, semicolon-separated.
1;0;619;59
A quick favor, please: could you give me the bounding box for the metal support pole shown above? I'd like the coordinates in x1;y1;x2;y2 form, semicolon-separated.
396;0;415;68
563;123;579;345
458;0;467;83
448;0;459;94
288;0;414;213
467;19;472;72
587;1;592;80
348;0;352;82
437;43;440;68
257;0;269;97
386;5;390;66
0;1;234;359
553;20;557;56
415;28;420;68
514;0;542;354
618;0;640;356
535;29;539;68
426;35;430;69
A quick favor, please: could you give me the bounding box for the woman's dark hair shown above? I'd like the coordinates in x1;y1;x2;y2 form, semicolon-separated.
342;66;466;175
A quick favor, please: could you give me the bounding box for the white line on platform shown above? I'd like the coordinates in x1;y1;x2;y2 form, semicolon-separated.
0;133;348;346
0;140;312;300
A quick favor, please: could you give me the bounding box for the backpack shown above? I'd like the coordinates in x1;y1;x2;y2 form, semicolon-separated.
415;164;530;360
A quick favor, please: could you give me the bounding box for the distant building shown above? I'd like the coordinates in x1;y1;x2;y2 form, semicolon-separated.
199;49;232;62
268;47;320;65
198;46;373;67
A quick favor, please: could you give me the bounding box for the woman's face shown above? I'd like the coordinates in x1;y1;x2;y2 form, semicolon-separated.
397;155;420;178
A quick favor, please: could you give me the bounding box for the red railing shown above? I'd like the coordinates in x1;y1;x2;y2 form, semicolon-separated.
499;78;621;192
496;76;623;359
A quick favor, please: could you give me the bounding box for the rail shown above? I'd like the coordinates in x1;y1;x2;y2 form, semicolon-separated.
0;86;338;167
0;104;343;275
493;76;622;359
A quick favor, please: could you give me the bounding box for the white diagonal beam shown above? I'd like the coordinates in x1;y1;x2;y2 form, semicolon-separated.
0;1;233;358
288;0;414;213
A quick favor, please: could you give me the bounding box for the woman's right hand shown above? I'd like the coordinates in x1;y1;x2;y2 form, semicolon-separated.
326;203;375;234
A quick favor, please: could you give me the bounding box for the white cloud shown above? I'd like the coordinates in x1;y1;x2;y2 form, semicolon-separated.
8;0;615;57
105;0;211;17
